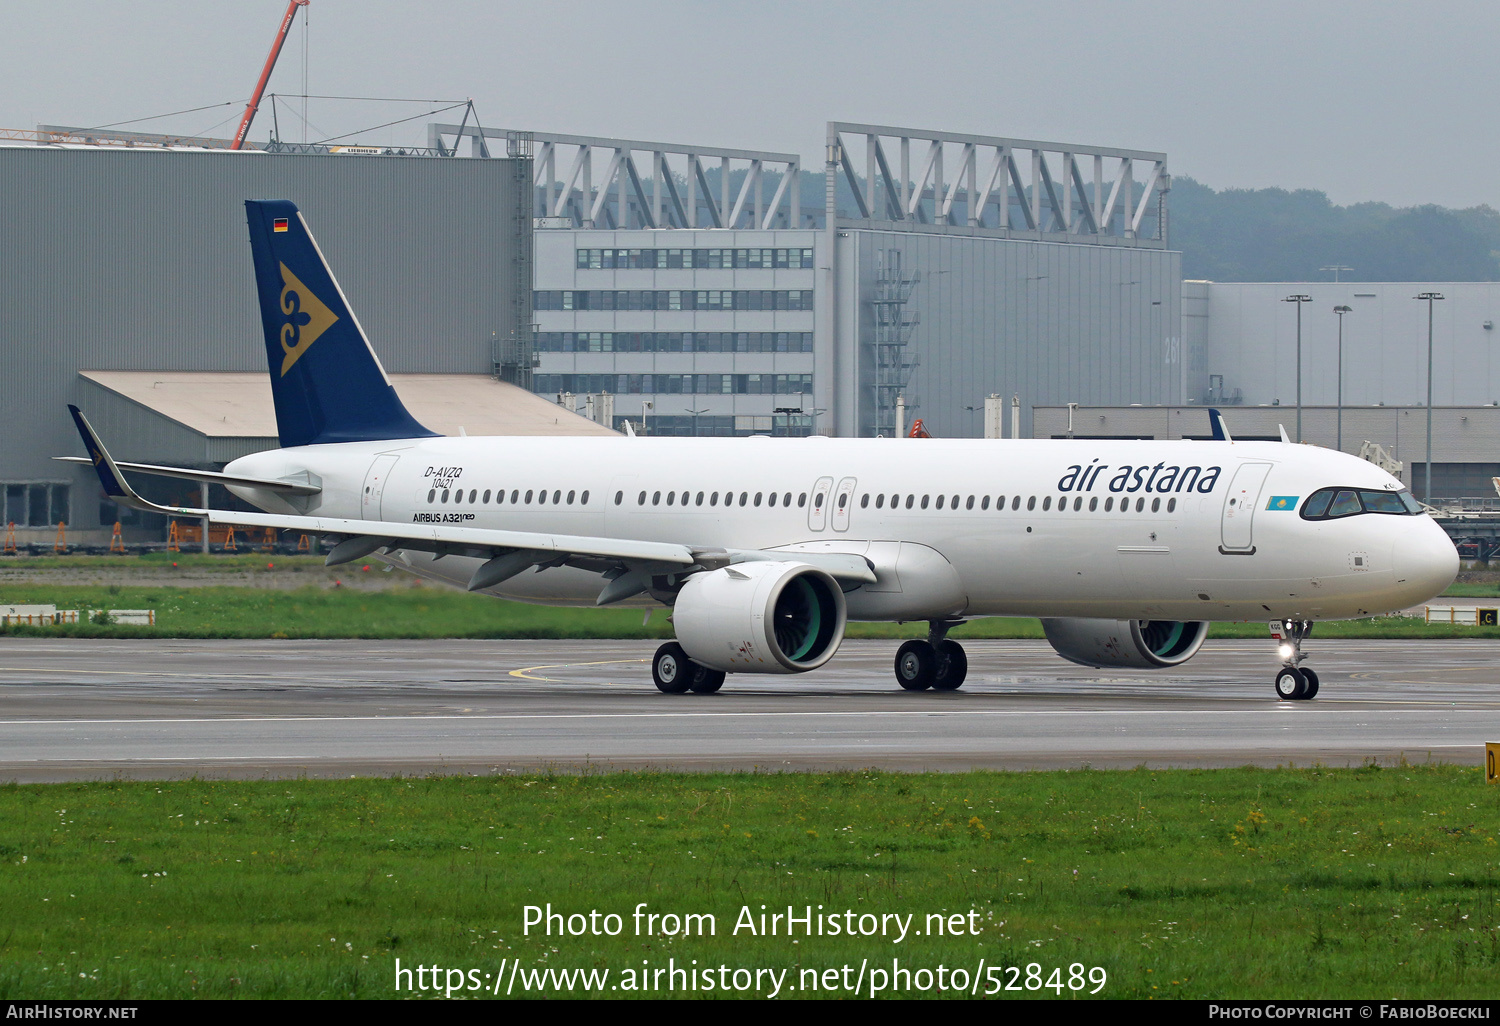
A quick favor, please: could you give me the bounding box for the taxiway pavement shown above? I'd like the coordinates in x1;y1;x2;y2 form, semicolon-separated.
0;638;1495;781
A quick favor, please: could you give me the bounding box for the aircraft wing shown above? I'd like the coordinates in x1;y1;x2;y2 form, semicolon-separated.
64;405;874;600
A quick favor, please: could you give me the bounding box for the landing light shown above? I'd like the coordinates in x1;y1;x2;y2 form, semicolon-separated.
1277;644;1295;660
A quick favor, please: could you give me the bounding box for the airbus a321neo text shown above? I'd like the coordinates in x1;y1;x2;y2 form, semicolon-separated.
62;200;1458;699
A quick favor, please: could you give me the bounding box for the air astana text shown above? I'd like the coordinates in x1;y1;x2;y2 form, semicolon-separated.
1058;460;1222;495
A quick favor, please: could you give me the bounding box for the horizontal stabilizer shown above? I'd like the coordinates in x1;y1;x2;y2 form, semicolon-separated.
52;457;320;496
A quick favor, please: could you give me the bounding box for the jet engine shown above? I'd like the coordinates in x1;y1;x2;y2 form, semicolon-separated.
1040;618;1208;669
673;561;846;673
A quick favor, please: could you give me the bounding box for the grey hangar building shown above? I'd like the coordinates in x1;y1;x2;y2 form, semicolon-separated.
2;121;1498;550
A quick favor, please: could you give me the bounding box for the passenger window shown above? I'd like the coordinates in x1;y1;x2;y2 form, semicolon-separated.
710;492;719;506
553;490;561;504
637;491;646;505
1073;497;1082;511
469;489;477;503
768;493;777;507
813;492;823;507
1329;490;1361;517
666;492;675;506
921;495;930;509
567;490;575;504
740;492;749;506
427;489;435;503
1104;496;1113;511
1026;496;1036;511
966;495;975;510
951;495;960;509
784;492;792;506
875;494;884;509
696;491;705;506
935;495;945;510
581;491;590;505
1151;497;1160;512
905;495;914;509
511;489;520;503
651;491;661;505
755;492;763;507
538;490;547;505
981;496;990;510
799;494;807;507
1166;497;1175;512
1011;495;1021;511
497;489;505;504
861;494;870;508
1135;497;1144;512
1088;496;1097;511
1042;496;1051;511
482;489;491;503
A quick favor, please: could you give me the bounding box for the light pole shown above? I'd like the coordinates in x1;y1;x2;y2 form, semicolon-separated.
1333;305;1352;451
1415;292;1446;501
685;406;708;437
1283;294;1311;442
773;405;803;437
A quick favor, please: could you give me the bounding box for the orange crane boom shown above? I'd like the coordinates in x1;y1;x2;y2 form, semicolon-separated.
230;0;310;151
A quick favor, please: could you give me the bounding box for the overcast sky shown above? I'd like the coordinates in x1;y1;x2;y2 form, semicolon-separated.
4;0;1496;210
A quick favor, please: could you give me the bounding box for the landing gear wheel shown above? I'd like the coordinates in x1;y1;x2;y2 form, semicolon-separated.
1300;667;1319;699
931;639;968;690
1274;666;1307;701
895;640;937;691
652;642;694;694
688;667;726;694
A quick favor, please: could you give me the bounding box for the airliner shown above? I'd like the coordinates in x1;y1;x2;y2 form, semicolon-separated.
63;200;1459;700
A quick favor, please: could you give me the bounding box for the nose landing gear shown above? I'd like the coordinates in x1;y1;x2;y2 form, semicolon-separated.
1270;619;1319;700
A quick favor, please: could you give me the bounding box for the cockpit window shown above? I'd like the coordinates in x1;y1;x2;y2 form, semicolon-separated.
1328;490;1362;517
1300;486;1423;521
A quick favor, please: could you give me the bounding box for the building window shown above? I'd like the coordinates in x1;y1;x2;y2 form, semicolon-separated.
534;290;813;313
4;483;69;527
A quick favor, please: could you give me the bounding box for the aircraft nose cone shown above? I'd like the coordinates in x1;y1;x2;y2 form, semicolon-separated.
1397;518;1459;603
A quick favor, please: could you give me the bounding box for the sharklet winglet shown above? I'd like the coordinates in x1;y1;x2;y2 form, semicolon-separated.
66;405;208;518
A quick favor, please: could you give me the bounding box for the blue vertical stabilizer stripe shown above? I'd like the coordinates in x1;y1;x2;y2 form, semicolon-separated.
244;200;437;448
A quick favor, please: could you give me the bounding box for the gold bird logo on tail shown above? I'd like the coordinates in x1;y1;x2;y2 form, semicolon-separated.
277;262;339;376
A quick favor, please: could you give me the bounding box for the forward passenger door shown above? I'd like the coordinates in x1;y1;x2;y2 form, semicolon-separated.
1220;462;1273;553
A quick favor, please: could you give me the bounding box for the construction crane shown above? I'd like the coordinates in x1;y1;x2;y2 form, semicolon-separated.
230;0;310;151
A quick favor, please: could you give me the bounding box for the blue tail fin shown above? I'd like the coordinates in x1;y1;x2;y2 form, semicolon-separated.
244;199;437;448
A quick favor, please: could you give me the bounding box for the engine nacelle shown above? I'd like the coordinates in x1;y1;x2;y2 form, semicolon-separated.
1040;617;1208;669
673;561;846;674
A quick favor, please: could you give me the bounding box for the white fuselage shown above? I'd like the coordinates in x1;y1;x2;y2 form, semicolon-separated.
227;435;1458;623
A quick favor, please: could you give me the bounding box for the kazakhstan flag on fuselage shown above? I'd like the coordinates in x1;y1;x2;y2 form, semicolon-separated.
1266;495;1300;511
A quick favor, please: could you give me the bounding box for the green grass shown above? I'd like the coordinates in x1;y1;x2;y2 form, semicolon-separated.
0;553;331;571
1440;583;1500;598
0;767;1495;999
3;584;1500;640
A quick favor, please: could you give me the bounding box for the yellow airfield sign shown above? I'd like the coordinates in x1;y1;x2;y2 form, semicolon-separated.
1488;743;1500;784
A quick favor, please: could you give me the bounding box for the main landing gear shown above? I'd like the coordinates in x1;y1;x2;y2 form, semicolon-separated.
894;620;968;692
1271;619;1319;701
651;641;726;695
